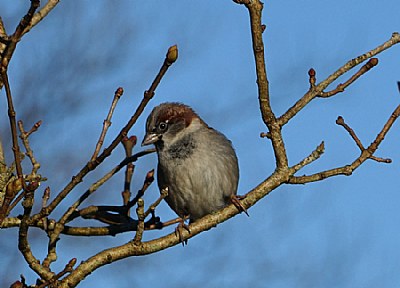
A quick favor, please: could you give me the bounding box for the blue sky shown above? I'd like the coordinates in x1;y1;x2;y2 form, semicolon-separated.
1;1;400;287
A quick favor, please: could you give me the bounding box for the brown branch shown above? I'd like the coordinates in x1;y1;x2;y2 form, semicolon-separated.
1;71;23;177
0;70;24;224
37;258;77;288
133;199;145;245
1;0;40;70
336;116;392;163
121;136;137;214
5;174;45;218
1;214;163;236
18;120;42;174
0;177;23;222
22;0;60;37
144;187;168;219
18;181;54;281
91;87;124;161
320;58;379;98
289;141;325;174
308;68;316;89
3;188;168;237
288;103;400;184
44;45;178;217
335;116;365;150
277;32;400;127
242;0;288;169
0;1;41;224
127;169;155;210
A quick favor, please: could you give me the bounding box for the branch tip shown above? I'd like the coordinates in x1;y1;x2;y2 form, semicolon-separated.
261;24;266;33
335;116;344;125
121;135;137;156
260;132;271;139
366;57;379;69
308;68;316;77
146;169;155;182
115;87;124;98
166;44;178;64
308;68;316;87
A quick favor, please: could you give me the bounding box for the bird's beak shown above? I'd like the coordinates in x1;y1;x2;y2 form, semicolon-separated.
141;133;160;146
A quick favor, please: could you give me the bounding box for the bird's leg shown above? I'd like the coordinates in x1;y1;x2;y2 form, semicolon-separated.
175;215;190;246
230;194;249;217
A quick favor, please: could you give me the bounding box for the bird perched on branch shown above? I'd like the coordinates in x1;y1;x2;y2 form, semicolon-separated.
142;102;247;242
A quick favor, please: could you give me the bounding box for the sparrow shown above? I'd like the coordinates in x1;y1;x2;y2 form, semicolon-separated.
142;102;247;242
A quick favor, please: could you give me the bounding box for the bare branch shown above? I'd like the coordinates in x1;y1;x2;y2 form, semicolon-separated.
91;87;124;161
0;71;25;222
18;120;42;174
22;0;60;36
278;32;400;127
289;141;325;174
1;0;40;69
133;198;145;245
320;58;379;98
243;0;289;169
121;136;137;214
288;103;400;184
18;181;54;281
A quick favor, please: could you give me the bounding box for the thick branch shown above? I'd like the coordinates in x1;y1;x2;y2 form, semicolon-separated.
244;0;288;169
59;168;290;287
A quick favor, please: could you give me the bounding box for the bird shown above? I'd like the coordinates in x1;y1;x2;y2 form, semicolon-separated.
142;102;247;243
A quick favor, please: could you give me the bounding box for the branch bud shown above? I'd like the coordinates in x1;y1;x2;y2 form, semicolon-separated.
166;45;178;64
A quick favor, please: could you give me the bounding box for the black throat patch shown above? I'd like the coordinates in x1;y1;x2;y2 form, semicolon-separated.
167;133;196;160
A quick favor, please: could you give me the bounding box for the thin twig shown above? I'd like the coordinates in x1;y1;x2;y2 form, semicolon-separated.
336;116;392;163
1;0;40;69
278;33;400;127
37;258;77;288
320;58;379;98
288;103;400;184
1;71;23;178
91;87;124;161
22;0;60;37
335;116;365;150
18;120;41;174
127;169;155;210
289;141;325;174
144;187;168;219
0;71;24;224
121;136;137;214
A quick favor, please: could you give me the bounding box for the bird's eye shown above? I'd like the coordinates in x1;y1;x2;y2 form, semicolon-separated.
158;122;168;131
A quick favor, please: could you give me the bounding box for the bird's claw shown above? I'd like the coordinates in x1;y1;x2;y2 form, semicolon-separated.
231;194;249;217
175;218;190;246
